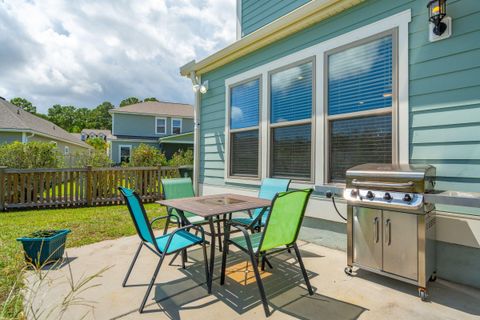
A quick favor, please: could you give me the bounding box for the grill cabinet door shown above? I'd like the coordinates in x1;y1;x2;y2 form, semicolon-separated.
353;207;382;270
382;210;418;281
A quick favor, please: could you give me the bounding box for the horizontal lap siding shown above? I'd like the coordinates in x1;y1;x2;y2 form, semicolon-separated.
241;0;311;36
200;0;480;215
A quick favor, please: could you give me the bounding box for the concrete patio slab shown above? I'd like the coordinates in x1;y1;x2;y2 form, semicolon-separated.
27;235;480;320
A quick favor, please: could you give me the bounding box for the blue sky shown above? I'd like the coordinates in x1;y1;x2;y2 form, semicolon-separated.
0;0;236;113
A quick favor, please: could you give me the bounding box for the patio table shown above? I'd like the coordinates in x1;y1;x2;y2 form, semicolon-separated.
156;193;271;292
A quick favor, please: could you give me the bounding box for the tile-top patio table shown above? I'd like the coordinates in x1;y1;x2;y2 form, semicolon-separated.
156;193;271;292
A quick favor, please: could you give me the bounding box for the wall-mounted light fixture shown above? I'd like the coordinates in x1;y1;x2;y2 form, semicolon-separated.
190;72;209;95
427;0;452;42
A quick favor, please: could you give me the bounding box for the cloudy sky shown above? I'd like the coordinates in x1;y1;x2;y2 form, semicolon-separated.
0;0;236;113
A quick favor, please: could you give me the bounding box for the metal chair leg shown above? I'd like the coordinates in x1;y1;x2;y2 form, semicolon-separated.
139;254;165;313
168;250;181;266
293;243;313;295
123;242;143;287
264;256;273;269
249;251;270;317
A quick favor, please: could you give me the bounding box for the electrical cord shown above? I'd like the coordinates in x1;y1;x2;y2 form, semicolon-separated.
325;191;347;221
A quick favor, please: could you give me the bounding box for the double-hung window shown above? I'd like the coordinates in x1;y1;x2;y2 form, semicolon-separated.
172;118;182;134
269;60;314;181
326;32;396;182
228;78;260;178
119;145;132;163
156;117;166;134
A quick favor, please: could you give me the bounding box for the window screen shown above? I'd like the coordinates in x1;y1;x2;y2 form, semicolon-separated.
271;124;311;179
231;131;259;176
328;36;393;115
271;62;313;123
327;34;394;182
230;79;259;129
229;78;260;177
156;118;166;134
172;119;181;134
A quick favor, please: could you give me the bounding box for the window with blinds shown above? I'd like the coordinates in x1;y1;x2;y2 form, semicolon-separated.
327;34;394;182
270;61;313;181
229;78;260;177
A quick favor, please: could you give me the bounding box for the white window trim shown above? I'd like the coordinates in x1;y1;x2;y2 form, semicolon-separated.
225;76;262;183
155;117;167;135
119;144;132;163
64;146;70;155
171;118;183;134
223;9;411;187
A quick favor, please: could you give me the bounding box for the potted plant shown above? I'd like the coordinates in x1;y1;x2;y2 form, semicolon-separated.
17;229;71;266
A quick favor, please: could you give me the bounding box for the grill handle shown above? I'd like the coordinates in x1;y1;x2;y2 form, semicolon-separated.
351;179;415;190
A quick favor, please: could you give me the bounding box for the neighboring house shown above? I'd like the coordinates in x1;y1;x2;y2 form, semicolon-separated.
180;0;480;289
80;129;112;141
108;101;194;163
0;97;92;156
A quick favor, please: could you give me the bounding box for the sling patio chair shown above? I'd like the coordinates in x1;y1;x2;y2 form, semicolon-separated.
230;178;291;232
220;189;314;317
119;187;209;313
161;178;224;259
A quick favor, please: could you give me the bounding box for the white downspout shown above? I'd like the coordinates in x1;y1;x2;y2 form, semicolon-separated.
190;72;201;195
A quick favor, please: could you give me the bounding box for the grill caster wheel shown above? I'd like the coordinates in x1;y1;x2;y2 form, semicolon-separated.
344;267;354;276
429;273;437;282
418;288;428;301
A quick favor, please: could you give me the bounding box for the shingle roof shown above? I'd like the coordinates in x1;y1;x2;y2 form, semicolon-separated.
0;98;92;148
81;129;112;137
110;101;193;118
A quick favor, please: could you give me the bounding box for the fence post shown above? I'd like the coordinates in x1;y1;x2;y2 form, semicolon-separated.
86;166;93;206
157;166;163;199
0;166;6;211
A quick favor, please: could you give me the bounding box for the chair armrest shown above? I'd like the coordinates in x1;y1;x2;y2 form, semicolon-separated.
150;214;180;228
162;224;207;253
225;221;257;253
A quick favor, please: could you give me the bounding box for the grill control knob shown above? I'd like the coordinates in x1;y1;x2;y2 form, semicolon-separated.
366;191;375;199
403;194;412;202
383;192;392;201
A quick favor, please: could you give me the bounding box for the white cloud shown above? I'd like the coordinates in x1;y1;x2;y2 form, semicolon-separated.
0;0;236;112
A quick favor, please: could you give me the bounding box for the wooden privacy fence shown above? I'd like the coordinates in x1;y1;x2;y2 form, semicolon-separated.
0;166;188;210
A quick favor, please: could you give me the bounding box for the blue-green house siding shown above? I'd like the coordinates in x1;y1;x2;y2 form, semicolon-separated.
110;140;158;164
241;0;311;36
199;0;480;216
113;113;194;138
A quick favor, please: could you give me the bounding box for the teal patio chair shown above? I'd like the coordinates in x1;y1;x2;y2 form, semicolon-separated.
162;178;224;253
119;187;209;313
220;189;314;317
230;178;291;231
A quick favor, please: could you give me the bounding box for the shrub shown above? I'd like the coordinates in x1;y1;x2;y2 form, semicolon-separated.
86;137;107;151
168;149;193;166
73;150;112;168
129;144;167;167
0;141;61;168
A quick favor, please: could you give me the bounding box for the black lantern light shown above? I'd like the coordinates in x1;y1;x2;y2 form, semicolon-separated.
427;0;447;36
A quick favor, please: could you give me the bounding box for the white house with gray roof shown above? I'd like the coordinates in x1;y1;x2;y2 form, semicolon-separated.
0;97;92;155
108;101;194;164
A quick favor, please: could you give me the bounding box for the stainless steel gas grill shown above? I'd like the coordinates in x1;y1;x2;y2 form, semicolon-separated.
343;163;436;300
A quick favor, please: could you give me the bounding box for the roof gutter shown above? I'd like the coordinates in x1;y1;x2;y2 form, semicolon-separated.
180;0;364;77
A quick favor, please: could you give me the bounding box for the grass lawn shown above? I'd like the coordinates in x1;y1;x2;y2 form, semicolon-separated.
0;203;166;319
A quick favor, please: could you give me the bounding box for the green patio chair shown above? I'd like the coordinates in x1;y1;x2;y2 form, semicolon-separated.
230;178;291;231
161;178;224;261
220;189;314;317
119;187;210;313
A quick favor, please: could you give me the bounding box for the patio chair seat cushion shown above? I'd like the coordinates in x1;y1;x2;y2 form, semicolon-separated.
230;232;263;253
155;230;203;254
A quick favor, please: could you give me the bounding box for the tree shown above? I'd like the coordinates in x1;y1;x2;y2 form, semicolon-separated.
119;97;140;107
91;101;114;129
143;97;158;102
47;104;77;132
10;97;37;114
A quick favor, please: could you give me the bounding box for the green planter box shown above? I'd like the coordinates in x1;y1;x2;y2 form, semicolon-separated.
17;229;71;266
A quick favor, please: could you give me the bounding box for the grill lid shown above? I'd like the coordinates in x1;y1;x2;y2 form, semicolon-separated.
345;163;436;193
